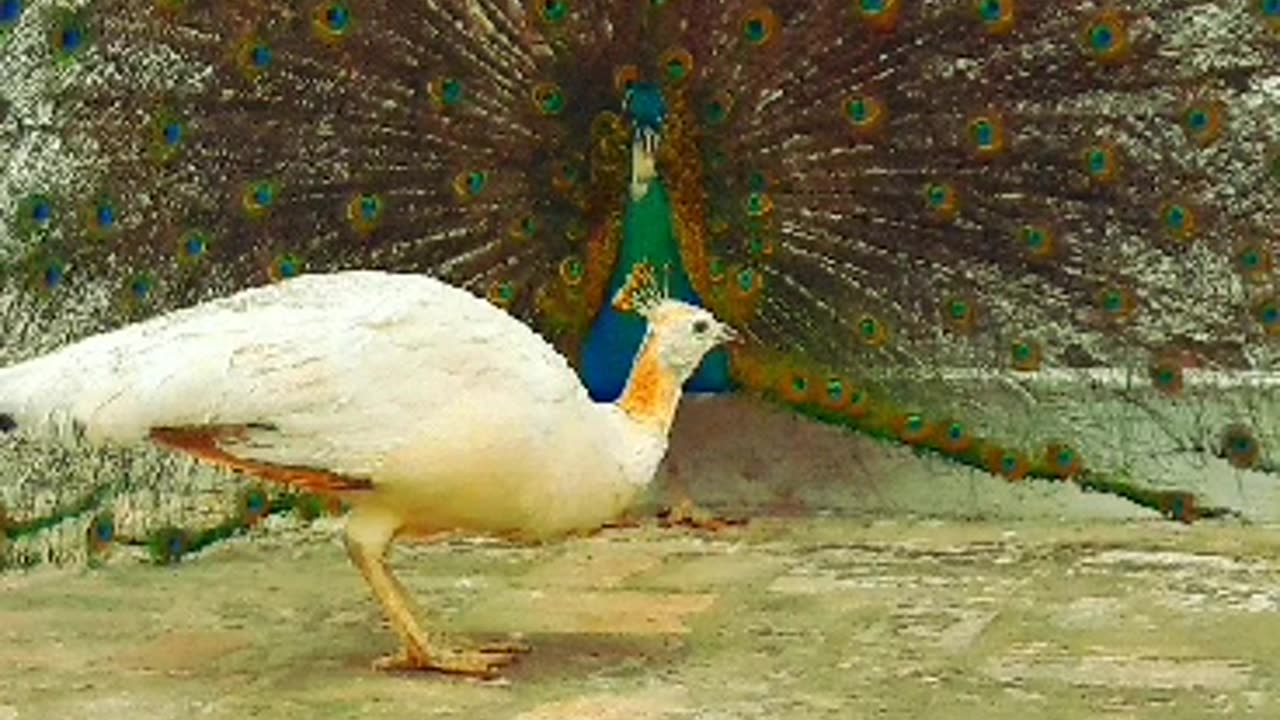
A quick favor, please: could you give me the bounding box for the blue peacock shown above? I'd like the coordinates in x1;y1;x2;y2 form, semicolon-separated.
1;0;1279;565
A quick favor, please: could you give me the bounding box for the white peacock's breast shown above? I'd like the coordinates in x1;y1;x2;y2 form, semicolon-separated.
366;400;646;541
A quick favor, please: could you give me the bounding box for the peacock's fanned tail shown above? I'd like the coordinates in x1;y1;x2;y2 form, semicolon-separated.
2;0;653;349
1;0;1279;565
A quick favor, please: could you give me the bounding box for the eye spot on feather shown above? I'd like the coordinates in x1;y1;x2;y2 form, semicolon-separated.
847;387;872;419
967;114;1005;159
733;266;763;296
985;447;1029;481
1082;143;1120;184
551;158;582;194
923;182;959;222
347;192;384;234
821;377;849;409
86;513;115;554
780;371;812;404
721;265;764;321
1163;494;1198;523
1018;224;1055;260
86;194;120;237
942;296;977;334
975;0;1015;35
152;111;187;162
532;82;566;116
52;11;88;61
660;47;693;84
742;6;779;47
896;413;934;445
1181;100;1225;146
704;91;734;126
453;170;488;202
240;487;270;526
1233;241;1273;283
509;215;539;242
1096;286;1136;323
746;234;775;259
1010;339;1042;371
707;256;727;283
313;1;352;41
856;314;889;347
1082;11;1129;64
559;256;585;286
856;0;901;32
177;229;210;262
1253;296;1280;335
271;253;302;281
843;94;887;138
539;0;569;24
148;526;190;565
1221;425;1261;469
1045;444;1082;479
242;179;279;218
487;280;517;308
19;193;54;232
422;76;464;113
93;199;115;230
1148;355;1184;395
1159;201;1196;242
236;36;273;78
39;259;65;290
940;420;974;454
126;272;155;303
744;190;773;220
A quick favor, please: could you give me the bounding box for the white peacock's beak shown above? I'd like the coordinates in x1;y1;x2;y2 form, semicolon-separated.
716;323;739;344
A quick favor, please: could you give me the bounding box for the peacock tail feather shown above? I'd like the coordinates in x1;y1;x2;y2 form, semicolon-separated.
2;0;1279;565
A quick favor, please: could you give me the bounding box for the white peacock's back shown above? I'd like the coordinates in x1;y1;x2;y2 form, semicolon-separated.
0;270;676;541
0;271;588;471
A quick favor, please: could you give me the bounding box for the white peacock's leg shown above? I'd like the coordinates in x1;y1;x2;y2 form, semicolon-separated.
343;504;523;676
344;506;431;662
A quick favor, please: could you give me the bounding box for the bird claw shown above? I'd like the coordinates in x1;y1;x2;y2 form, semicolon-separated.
476;637;532;655
373;639;529;677
658;498;747;532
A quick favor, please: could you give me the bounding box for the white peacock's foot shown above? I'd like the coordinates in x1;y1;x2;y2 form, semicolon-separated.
372;638;528;677
658;497;748;532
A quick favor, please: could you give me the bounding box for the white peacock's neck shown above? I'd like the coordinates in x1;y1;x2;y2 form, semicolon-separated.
615;331;685;436
583;329;689;491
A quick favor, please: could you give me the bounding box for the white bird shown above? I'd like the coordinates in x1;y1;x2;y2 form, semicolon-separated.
0;264;735;676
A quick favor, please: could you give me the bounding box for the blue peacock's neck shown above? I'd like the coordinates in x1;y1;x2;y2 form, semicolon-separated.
579;179;731;402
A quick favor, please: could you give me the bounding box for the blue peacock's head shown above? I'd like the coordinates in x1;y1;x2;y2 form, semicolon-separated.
624;82;667;137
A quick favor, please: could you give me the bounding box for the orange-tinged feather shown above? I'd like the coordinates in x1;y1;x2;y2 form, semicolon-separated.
150;426;372;495
617;341;681;431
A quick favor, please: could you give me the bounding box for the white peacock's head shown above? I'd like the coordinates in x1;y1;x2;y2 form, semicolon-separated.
644;301;737;378
611;260;738;378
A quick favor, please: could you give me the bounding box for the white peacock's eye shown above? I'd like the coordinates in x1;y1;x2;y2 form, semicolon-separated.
692;319;710;334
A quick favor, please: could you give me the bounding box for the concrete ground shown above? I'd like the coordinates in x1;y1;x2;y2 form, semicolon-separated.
2;517;1279;719
3;395;1279;718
